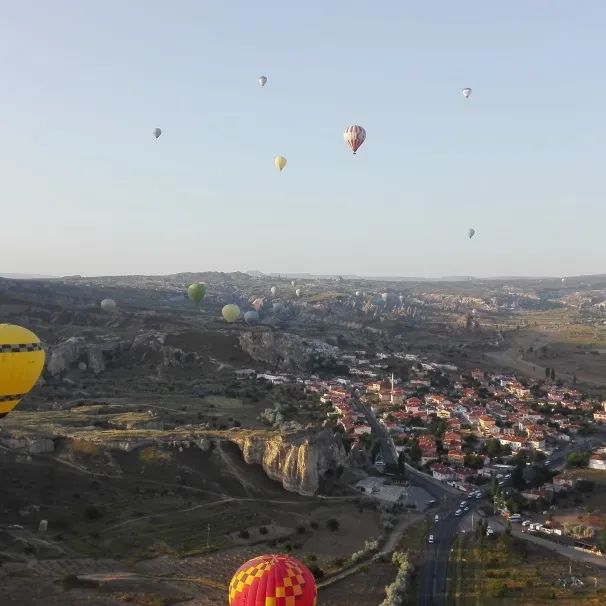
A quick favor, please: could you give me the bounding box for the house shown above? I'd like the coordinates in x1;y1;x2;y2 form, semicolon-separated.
431;464;454;481
447;449;465;464
405;397;423;414
552;472;578;489
478;416;496;432
594;410;606;423
588;451;606;471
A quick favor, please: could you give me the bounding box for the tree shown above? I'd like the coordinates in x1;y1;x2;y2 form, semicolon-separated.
550;368;556;381
511;464;525;489
573;373;578;385
398;451;406;475
409;439;422;464
566;451;590;468
545;367;550;378
600;525;606;553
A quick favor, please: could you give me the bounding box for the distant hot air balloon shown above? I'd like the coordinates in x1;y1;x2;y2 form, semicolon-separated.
462;88;472;99
153;127;162;139
258;75;267;87
187;283;206;305
344;125;366;154
291;280;296;287
468;228;475;239
270;286;277;296
399;294;404;303
561;277;566;283
355;291;361;297
295;288;301;297
222;304;241;323
252;297;264;312
244;310;259;325
229;554;317;606
275;156;287;171
0;324;46;418
100;299;117;312
381;292;389;303
273;302;283;313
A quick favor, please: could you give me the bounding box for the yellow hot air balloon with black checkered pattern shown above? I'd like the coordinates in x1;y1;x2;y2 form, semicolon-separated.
229;554;317;606
0;324;45;418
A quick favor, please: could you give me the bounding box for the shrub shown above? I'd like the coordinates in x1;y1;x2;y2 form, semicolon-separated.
238;530;250;539
326;519;339;532
259;526;269;535
84;505;103;521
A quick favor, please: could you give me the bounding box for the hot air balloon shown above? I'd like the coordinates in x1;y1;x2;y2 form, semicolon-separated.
295;288;301;297
272;302;283;313
187;283;206;305
153;127;162;139
222;304;241;323
399;294;404;303
561;277;566;283
344;125;366;154
468;228;475;239
381;293;389;303
100;299;117;312
291;280;296;287
252;297;264;312
355;291;361;297
270;286;277;296
229;554;317;606
244;310;259;325
258;75;267;87
462;88;472;99
0;324;46;418
275;156;287;171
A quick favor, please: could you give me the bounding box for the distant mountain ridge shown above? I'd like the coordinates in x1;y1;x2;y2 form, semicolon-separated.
0;273;57;279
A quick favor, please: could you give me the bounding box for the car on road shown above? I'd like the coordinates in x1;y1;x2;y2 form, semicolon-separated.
434;514;439;523
428;534;434;544
522;520;531;527
455;509;463;516
545;459;552;466
463;505;470;512
426;499;437;506
460;501;468;508
486;526;494;536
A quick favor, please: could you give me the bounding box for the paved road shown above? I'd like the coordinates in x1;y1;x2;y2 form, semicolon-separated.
353;395;462;606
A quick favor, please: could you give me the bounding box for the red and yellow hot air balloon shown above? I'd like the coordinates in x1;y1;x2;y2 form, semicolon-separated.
229;554;317;606
343;125;366;154
0;324;46;418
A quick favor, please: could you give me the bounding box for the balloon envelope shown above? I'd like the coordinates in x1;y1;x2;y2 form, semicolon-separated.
275;156;287;171
270;286;277;296
252;297;264;311
153;127;162;138
0;324;45;418
187;283;206;305
468;228;475;239
222;304;241;323
100;299;117;312
258;75;267;87
229;554;317;606
462;88;472;98
272;302;283;313
295;288;301;297
344;125;366;154
244;310;259;325
355;291;361;297
381;293;389;303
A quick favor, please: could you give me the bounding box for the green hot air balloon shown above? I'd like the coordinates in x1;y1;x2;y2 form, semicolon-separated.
188;283;206;305
222;304;241;323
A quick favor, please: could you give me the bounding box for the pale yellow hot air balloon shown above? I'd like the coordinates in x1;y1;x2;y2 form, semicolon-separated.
275;156;287;171
0;324;46;418
222;304;241;323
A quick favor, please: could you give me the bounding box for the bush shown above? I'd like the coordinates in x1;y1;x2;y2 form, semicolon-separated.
296;525;306;535
310;521;319;530
326;519;340;532
259;526;269;535
238;530;250;539
84;505;103;521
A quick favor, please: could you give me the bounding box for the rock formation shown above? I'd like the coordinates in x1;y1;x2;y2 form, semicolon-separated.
231;429;346;496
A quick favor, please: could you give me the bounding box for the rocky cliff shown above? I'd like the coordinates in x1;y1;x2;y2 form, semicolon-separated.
238;331;341;374
231;429;346;496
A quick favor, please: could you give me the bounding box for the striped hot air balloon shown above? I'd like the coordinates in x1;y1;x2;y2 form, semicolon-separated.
229;554;317;606
0;324;46;418
343;124;366;154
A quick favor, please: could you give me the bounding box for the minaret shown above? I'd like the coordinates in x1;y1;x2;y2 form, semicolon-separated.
390;373;395;405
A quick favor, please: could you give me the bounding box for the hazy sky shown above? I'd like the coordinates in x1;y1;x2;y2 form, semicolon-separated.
2;1;605;278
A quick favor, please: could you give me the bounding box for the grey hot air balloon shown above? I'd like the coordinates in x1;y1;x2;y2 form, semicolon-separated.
100;298;117;312
244;310;259;325
272;301;283;313
355;291;361;297
291;280;296;287
295;288;301;297
153;128;162;139
462;87;472;99
258;76;267;87
270;286;277;296
468;228;476;239
381;293;389;303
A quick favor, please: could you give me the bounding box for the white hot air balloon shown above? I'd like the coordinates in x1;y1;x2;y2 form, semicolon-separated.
462;88;472;99
381;293;389;303
270;286;277;296
355;291;361;297
291;280;296;287
258;76;267;87
295;288;301;297
399;294;404;304
153;127;162;139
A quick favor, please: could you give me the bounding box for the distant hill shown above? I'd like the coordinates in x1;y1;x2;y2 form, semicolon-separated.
0;273;58;279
